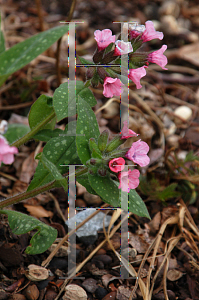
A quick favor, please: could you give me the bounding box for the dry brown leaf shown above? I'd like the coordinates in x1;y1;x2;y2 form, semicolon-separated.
177;42;199;67
129;233;149;253
19;152;38;183
24;204;53;218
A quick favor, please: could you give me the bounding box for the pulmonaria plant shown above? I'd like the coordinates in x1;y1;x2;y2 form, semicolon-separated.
82;20;167;97
0;19;164;255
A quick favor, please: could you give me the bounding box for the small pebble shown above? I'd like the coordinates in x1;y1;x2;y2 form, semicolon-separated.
174;106;192;122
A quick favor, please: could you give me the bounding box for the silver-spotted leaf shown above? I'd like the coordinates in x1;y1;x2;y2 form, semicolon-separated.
0;210;57;255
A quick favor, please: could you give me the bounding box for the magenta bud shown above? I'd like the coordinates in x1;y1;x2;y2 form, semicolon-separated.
90;158;97;165
98;168;107;177
88;169;95;175
86;67;96;80
97;67;109;80
93;49;105;63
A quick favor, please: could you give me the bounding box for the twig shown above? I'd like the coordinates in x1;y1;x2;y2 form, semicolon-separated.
35;0;44;31
0;101;34;110
47;192;66;223
54;210;131;300
128;88;164;130
95;97;143;115
56;0;76;86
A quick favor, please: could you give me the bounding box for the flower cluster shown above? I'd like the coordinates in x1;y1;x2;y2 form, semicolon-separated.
87;121;150;193
108;121;150;192
85;21;167;97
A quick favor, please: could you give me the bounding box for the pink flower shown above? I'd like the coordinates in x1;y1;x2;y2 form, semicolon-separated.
129;66;147;89
118;169;140;192
0;135;18;165
114;40;133;56
125;139;150;167
121;120;137;139
103;77;124;98
147;45;168;70
109;157;125;173
94;29;115;51
141;21;164;42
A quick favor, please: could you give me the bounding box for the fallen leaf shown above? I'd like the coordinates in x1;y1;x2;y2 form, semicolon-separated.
24;204;53;218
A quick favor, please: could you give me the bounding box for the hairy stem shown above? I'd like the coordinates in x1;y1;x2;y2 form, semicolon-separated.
0;167;88;209
10;111;55;148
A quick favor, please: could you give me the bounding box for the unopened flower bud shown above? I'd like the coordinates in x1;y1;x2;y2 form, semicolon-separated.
86;67;96;80
97;67;109;80
88;169;95;175
90;71;100;88
98;167;107;177
93;49;105;63
101;50;115;64
90;158;97;165
129;53;148;67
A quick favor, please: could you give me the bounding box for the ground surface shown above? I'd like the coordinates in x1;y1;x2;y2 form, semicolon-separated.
0;0;199;299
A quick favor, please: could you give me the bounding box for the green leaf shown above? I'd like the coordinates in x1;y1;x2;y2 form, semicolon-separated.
76;97;100;165
77;56;94;65
40;153;68;191
98;130;109;152
105;135;124;153
53;81;97;122
104;42;114;54
89;138;102;158
184;150;199;163
28;95;55;130
77;173;97;195
0;25;68;87
88;173;120;207
0;210;57;255
0;13;5;54
114;181;150;218
128;189;150;218
32;128;63;142
157;183;181;202
3;124;30;144
28;131;81;191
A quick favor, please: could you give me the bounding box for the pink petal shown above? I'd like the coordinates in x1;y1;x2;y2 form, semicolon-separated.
114;40;133;56
121;120;137;139
129;66;147;89
109;157;125;173
2;153;15;164
141;21;164;42
129;169;140;189
94;29;115;51
118;169;140;192
118;171;129;192
0;135;18;165
103;77;124;98
132;140;149;155
148;45;168;70
125;140;150;167
132;154;150;167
